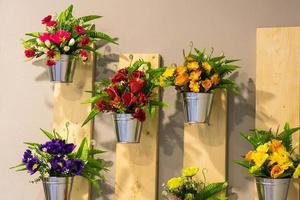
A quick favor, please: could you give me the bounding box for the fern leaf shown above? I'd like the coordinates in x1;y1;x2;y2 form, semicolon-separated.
77;15;102;22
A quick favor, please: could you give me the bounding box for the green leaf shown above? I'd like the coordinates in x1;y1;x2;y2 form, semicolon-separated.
233;160;250;169
196;182;228;200
89;149;106;156
82;96;102;104
76;138;89;160
85;30;118;44
40;128;55;139
58;4;74;23
77;15;102;22
10;163;25;169
25;32;40;37
82;108;100;127
276;123;300;152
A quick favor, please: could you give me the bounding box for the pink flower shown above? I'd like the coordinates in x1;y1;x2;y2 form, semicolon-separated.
46;21;57;27
24;49;35;58
133;107;146;122
75;25;85;35
39;33;50;42
80;50;88;61
130;78;145;93
42;15;52;24
46;59;56;66
50;30;71;45
49;34;60;45
78;36;90;47
121;92;137;107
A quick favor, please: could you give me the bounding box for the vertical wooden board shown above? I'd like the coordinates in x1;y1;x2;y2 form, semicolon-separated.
256;27;300;200
115;54;160;200
53;53;95;200
183;90;227;182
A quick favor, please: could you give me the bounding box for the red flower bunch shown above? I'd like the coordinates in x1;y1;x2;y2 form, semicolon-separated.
82;59;166;126
22;5;117;67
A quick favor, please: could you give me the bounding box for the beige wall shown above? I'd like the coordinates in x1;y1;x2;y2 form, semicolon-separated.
1;0;300;199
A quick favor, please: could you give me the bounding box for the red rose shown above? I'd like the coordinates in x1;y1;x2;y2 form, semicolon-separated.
121;92;137;107
112;73;127;83
46;59;56;66
24;49;35;58
133;107;146;122
130;78;144;93
79;36;90;47
118;68;128;75
80;50;88;61
75;25;85;35
132;70;144;78
105;87;118;99
47;50;55;58
96;99;106;111
137;92;148;105
46;21;57;27
42;15;52;24
39;32;50;42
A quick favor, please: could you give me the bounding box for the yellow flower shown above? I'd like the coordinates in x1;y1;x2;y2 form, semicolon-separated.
167;177;184;190
182;167;199;177
163;67;176;78
249;165;260;174
256;143;270;153
293;164;300;178
176;66;187;75
252;151;269;168
271;165;285;178
211;73;220;85
160;76;166;87
187;61;199;70
245;150;254;161
268;150;292;166
270;139;286;153
202;61;212;72
189;81;200;93
189;70;202;81
201;79;212;91
186;56;195;62
175;73;188;86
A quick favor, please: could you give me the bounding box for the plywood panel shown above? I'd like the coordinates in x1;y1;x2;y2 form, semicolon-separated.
256;27;300;200
115;54;160;200
183;90;227;183
53;53;95;200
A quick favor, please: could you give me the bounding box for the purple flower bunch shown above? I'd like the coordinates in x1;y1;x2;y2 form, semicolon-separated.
22;150;41;175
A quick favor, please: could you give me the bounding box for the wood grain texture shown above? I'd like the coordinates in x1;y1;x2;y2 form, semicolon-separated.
183;90;227;183
256;27;300;200
115;54;160;200
53;53;95;200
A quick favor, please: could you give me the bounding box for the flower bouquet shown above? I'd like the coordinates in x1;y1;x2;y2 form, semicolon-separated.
162;167;228;200
22;4;117;83
82;57;165;143
234;123;300;200
160;44;239;123
11;127;107;200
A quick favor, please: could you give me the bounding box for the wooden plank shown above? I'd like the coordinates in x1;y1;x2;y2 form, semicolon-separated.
183;90;227;183
256;27;300;200
52;53;95;200
115;54;160;200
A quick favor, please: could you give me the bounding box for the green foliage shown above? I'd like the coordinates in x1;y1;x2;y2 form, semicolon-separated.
240;129;274;149
85;30;118;44
276;123;300;153
195;182;228;200
77;15;102;22
82;108;100;127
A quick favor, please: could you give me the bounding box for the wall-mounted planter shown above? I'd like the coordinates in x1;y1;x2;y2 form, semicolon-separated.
182;92;214;123
43;177;73;200
48;54;76;83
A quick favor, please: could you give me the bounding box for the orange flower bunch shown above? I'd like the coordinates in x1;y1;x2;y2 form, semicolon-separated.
160;46;240;93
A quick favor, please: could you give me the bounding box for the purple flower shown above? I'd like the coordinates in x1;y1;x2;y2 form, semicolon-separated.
50;156;67;173
67;159;84;175
40;139;75;155
26;157;41;175
22;149;33;164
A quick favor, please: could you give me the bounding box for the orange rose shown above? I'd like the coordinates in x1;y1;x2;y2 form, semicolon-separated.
187;61;199;70
211;73;220;85
201;79;212;91
202;61;212;72
271;165;284;178
176;66;187;75
189;70;202;81
175;74;188;86
189;81;200;93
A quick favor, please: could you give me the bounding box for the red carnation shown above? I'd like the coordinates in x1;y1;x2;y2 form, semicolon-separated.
42;15;52;24
78;36;90;47
121;92;137;107
46;21;57;27
39;32;50;42
24;49;35;58
137;92;148;105
96;99;106;111
133;107;146;122
75;25;85;35
46;59;56;66
130;78;145;93
80;50;88;61
56;30;71;41
49;33;60;45
112;73;127;83
132;70;144;78
47;50;55;58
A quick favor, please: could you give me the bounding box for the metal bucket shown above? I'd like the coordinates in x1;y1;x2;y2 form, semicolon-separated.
112;113;143;143
181;92;214;123
48;54;76;83
256;178;290;200
43;177;73;200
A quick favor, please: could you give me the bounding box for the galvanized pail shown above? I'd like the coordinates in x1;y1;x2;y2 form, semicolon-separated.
256;178;290;200
48;54;76;83
43;177;73;200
